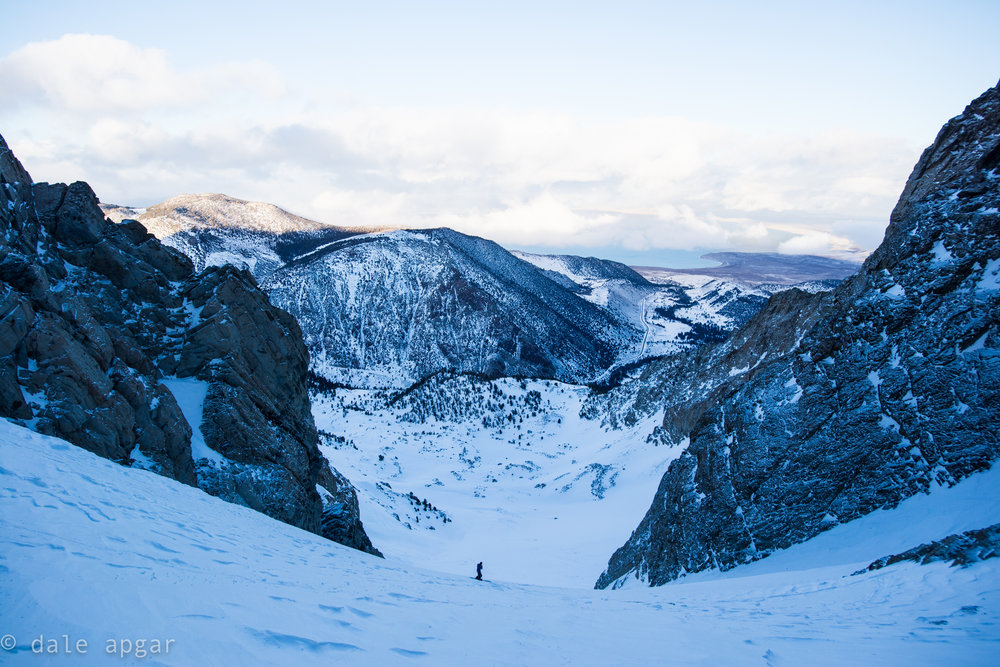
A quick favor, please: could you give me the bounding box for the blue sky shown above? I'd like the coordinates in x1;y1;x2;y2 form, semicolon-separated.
2;1;998;264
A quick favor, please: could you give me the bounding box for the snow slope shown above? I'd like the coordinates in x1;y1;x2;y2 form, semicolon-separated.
313;376;678;588
3;419;1000;665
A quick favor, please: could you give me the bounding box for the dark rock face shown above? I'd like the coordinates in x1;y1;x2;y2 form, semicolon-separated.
855;524;1000;573
597;83;1000;588
0;135;377;554
317;462;383;556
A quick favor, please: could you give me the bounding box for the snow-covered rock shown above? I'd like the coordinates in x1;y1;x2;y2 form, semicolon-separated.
0;136;377;555
597;81;1000;588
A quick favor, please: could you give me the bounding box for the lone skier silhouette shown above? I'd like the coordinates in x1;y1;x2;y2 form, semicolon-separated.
475;562;483;580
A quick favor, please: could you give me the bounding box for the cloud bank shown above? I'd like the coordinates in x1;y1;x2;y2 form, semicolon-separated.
0;34;919;259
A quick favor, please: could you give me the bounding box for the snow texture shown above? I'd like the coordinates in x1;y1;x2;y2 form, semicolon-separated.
3;419;1000;665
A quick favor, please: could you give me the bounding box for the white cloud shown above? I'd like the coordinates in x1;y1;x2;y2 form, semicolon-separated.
0;34;283;113
442;195;623;246
777;231;858;257
0;35;920;257
310;189;410;228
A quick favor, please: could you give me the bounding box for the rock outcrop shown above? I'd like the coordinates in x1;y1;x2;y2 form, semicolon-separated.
855;524;1000;573
597;82;1000;588
317;463;382;556
0;135;379;555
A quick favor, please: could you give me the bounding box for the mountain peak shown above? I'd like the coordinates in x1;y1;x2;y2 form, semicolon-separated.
102;192;382;239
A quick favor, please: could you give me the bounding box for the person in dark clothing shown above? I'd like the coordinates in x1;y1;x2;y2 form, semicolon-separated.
475;562;483;580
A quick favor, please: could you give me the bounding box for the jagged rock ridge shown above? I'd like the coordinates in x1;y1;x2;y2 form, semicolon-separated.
0;136;379;556
597;82;1000;588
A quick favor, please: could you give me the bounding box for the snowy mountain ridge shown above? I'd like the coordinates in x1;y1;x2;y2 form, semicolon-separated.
107;193;329;235
266;227;632;386
109;196;852;387
103;194;371;287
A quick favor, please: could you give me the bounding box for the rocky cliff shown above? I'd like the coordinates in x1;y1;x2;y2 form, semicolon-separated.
0;135;379;556
597;82;1000;588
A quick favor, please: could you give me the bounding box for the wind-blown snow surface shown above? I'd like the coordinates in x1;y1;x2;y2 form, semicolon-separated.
3;419;1000;665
